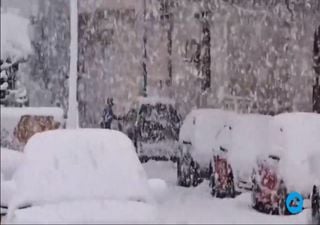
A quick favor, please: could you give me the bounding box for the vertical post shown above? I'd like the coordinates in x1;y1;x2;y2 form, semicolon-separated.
142;0;148;97
200;6;211;92
67;0;79;128
313;25;320;113
160;0;173;87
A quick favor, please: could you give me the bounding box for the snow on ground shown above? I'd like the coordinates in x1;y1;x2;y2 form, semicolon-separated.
8;199;157;224
1;10;32;61
143;160;310;224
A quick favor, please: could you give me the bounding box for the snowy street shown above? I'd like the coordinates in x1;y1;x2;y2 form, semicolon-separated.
143;161;310;224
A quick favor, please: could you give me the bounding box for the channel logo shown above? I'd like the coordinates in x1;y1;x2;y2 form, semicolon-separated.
286;192;304;214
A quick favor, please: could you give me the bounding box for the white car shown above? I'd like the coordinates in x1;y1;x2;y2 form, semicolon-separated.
3;129;160;224
270;112;320;195
177;109;236;187
1;148;24;221
226;114;273;191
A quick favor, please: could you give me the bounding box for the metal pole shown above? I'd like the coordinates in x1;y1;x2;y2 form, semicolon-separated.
313;25;320;113
67;0;79;128
142;0;148;97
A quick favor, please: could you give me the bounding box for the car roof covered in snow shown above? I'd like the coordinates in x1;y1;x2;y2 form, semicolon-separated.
179;108;237;165
270;112;320;193
11;129;153;208
137;96;175;106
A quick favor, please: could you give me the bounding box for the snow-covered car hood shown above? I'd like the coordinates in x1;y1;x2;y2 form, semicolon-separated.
0;148;24;180
6;199;158;224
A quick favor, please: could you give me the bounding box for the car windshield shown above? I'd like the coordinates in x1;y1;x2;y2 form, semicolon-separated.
138;103;180;142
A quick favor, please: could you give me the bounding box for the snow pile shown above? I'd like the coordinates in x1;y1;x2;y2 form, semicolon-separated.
148;178;168;203
270;113;320;194
0;107;65;135
179;109;237;165
1;11;32;61
227;114;273;181
11;129;154;208
0;148;24;180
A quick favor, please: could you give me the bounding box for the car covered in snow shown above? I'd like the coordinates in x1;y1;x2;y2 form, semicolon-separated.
0;148;24;221
121;97;181;162
311;185;320;224
177;109;236;187
251;112;320;215
2;129;159;224
210;114;272;198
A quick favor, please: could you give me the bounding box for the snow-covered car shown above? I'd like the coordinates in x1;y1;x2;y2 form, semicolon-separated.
230;114;272;190
270;113;320;195
311;185;320;224
209;113;272;198
123;97;181;163
3;129;159;224
177;109;236;187
1;148;24;222
251;112;320;215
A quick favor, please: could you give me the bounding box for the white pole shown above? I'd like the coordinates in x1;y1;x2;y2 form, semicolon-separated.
67;0;79;128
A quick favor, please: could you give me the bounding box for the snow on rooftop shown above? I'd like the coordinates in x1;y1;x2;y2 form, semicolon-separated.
1;11;32;61
12;129;153;207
